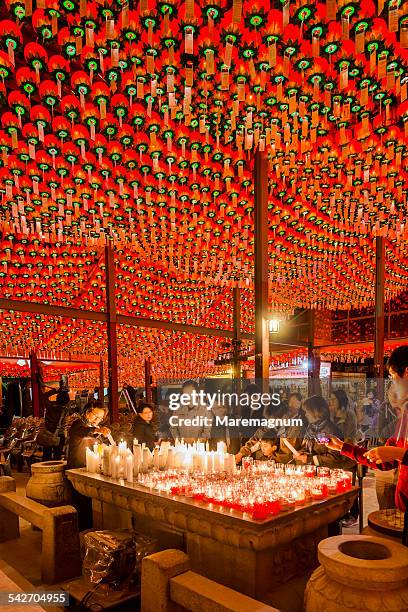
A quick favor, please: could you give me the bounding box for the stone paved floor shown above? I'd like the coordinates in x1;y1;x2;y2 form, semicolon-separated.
0;565;45;612
0;471;43;586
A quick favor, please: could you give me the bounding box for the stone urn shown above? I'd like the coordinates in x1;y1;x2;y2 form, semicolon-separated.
26;460;72;507
305;535;408;612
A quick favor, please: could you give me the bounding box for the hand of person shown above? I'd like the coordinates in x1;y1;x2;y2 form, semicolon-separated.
325;436;344;451
363;446;406;464
96;426;111;437
235;452;243;464
297;453;308;464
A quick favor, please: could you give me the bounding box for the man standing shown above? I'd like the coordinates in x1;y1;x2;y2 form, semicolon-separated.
170;380;212;443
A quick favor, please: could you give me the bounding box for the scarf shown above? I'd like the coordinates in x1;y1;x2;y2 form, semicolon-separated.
392;378;408;444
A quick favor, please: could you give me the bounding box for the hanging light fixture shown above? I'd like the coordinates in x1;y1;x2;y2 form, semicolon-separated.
268;317;281;334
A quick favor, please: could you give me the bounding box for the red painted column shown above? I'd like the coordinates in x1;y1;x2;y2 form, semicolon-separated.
105;245;119;422
232;287;242;383
30;351;40;417
254;150;270;388
144;358;152;403
374;236;385;398
99;359;104;406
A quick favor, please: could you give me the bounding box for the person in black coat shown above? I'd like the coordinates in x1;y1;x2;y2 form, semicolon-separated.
42;387;70;461
66;400;110;531
132;402;156;450
297;395;355;470
66;400;110;469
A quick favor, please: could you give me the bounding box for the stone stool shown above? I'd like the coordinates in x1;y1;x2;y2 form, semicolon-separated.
305;535;408;612
361;509;403;542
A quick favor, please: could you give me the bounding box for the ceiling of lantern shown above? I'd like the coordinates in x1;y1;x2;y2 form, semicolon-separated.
0;0;406;373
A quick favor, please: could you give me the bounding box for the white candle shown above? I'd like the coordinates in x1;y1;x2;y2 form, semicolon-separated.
219;453;225;471
114;455;121;479
166;447;175;468
126;454;133;482
102;446;110;476
153;447;160;469
207;452;214;473
109;448;118;477
142;447;151;472
174;451;182;469
217;441;226;455
86;448;93;472
159;450;167;470
199;452;207;474
133;444;142;475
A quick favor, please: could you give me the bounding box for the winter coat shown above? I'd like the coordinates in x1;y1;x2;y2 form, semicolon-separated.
132;416;156;450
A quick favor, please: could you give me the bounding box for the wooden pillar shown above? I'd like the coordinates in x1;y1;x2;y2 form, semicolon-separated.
254;151;269;388
144;358;152;403
232;287;241;382
99;360;104;406
374;236;385;394
30;351;40;417
307;311;321;396
105;245;119;422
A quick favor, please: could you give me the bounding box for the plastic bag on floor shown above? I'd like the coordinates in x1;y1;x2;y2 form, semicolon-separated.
83;529;155;587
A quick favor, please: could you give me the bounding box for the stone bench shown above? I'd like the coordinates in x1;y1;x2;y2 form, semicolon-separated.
141;549;281;612
0;476;81;584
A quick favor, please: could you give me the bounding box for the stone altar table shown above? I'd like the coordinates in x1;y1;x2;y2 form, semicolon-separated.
67;468;357;600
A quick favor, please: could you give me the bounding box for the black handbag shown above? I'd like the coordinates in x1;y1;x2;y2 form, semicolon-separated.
36;427;60;447
37;411;65;447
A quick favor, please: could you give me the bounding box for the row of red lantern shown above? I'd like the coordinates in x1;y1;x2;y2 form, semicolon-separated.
1;227;408;317
0;236;244;330
2;233;407;315
0;306;245;385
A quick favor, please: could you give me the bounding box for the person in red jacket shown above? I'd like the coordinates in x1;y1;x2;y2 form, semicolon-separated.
326;345;408;545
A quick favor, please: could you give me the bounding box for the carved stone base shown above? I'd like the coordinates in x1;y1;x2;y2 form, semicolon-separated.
305;535;408;612
185;525;326;599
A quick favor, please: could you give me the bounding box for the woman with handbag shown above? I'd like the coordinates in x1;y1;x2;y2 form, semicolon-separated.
38;385;70;461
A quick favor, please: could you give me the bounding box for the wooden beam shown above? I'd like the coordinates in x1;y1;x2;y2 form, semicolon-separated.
29;351;40;417
105;245;119;422
0;298;107;322
270;340;310;349
0;298;253;340
116;314;253;340
37;358;99;366
254;150;270;386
